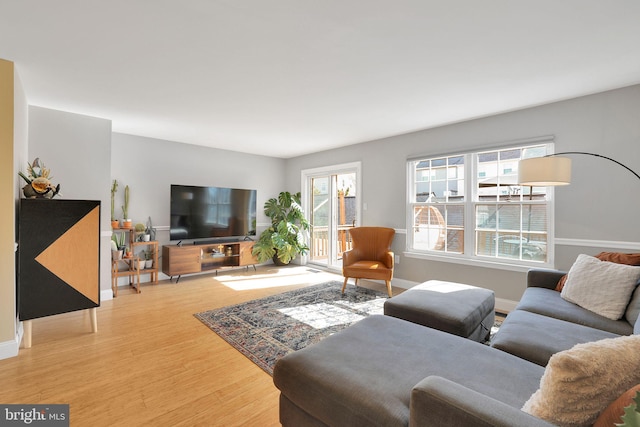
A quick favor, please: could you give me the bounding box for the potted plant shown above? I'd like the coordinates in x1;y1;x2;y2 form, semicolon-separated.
110;180;119;228
144;250;154;269
122;185;132;228
252;191;310;265
135;222;149;241
111;232;126;260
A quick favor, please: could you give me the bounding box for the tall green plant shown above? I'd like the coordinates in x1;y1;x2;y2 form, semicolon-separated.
110;180;118;221
121;185;130;219
252;191;310;265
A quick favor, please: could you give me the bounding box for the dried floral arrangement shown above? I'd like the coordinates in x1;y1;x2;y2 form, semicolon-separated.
18;158;61;198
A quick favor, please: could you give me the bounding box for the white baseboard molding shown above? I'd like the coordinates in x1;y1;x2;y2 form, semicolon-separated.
0;322;23;360
101;289;114;302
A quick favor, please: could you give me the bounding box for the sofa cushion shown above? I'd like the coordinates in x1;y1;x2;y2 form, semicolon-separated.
273;315;544;427
490;310;620;366
556;252;640;291
560;254;640;320
515;287;633;335
522;335;640;427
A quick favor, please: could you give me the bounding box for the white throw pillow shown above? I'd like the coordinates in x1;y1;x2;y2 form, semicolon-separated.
522;335;640;427
560;254;640;320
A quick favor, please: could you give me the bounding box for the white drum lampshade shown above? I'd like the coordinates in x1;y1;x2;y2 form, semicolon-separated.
518;156;572;186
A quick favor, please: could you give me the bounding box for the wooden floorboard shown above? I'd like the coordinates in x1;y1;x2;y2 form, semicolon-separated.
0;265;382;427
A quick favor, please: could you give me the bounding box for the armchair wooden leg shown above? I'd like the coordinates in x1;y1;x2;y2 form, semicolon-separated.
385;280;393;297
342;277;349;294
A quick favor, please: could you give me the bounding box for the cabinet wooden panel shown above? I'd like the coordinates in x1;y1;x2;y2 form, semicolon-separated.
162;246;201;276
239;241;257;266
162;240;257;281
18;199;100;321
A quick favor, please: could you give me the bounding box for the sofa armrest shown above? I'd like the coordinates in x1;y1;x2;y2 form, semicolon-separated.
527;268;567;290
410;376;556;427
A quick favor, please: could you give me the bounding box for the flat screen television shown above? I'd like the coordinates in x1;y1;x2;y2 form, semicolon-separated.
170;185;257;241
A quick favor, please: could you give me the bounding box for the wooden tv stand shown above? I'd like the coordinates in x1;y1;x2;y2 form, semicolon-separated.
162;240;257;283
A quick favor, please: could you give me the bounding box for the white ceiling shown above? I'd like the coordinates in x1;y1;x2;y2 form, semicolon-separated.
1;1;639;158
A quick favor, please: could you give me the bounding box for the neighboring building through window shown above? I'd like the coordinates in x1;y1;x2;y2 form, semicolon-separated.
407;139;553;267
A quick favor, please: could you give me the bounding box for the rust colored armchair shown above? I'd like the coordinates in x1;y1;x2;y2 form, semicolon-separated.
342;227;395;297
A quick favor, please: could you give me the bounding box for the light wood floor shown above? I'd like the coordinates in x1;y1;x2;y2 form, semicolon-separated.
0;265;395;426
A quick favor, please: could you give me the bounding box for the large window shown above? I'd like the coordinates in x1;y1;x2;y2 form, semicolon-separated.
407;141;553;267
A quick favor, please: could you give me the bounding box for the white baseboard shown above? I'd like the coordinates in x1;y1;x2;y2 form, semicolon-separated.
101;289;113;302
0;322;23;360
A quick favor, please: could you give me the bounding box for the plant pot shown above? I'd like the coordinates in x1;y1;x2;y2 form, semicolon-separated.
137;259;145;270
111;250;123;261
145;259;154;269
141;234;150;242
111;220;119;229
272;254;290;266
125;251;133;258
122;219;132;229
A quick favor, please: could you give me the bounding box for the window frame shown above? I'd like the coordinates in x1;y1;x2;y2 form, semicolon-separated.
405;139;555;272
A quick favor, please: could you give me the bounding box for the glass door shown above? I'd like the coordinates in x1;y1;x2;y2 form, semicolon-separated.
303;163;360;269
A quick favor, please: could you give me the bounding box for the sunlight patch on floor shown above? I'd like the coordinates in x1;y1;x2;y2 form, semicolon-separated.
215;265;342;291
278;302;365;329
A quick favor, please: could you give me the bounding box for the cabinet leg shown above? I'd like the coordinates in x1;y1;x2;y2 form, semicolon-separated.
90;308;98;333
23;320;32;349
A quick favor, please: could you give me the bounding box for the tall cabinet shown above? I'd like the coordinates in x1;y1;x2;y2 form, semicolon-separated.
18;199;101;347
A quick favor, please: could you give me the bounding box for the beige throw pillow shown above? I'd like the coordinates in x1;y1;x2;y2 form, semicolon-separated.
522;335;640;427
560;254;640;320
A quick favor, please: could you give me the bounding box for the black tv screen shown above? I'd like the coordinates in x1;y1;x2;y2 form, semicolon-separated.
170;185;257;241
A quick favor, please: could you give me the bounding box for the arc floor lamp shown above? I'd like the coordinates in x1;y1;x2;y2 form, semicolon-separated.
518;151;640;187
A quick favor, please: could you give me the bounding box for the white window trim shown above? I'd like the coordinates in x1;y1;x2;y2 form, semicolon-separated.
405;138;556;270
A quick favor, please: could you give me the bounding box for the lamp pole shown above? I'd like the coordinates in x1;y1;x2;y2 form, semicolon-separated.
548;151;640;182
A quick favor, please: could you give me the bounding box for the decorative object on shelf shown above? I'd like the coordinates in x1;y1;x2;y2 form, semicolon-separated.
18;158;61;199
110;179;119;228
111;231;126;260
252;191;310;265
518;151;640;186
146;216;156;241
144;250;154;268
225;246;233;257
135;222;150;241
121;185;131;228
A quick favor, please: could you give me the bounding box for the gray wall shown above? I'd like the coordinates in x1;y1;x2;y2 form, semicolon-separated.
28;106;113;295
285;84;640;303
110;133;286;268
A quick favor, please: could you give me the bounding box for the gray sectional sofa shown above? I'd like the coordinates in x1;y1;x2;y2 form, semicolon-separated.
272;268;640;427
491;268;640;366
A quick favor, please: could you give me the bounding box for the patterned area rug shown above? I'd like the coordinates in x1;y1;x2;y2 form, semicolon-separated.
195;281;504;375
194;281;388;375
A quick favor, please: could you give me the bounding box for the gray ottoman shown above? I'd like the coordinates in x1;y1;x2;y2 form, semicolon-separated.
384;280;495;342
